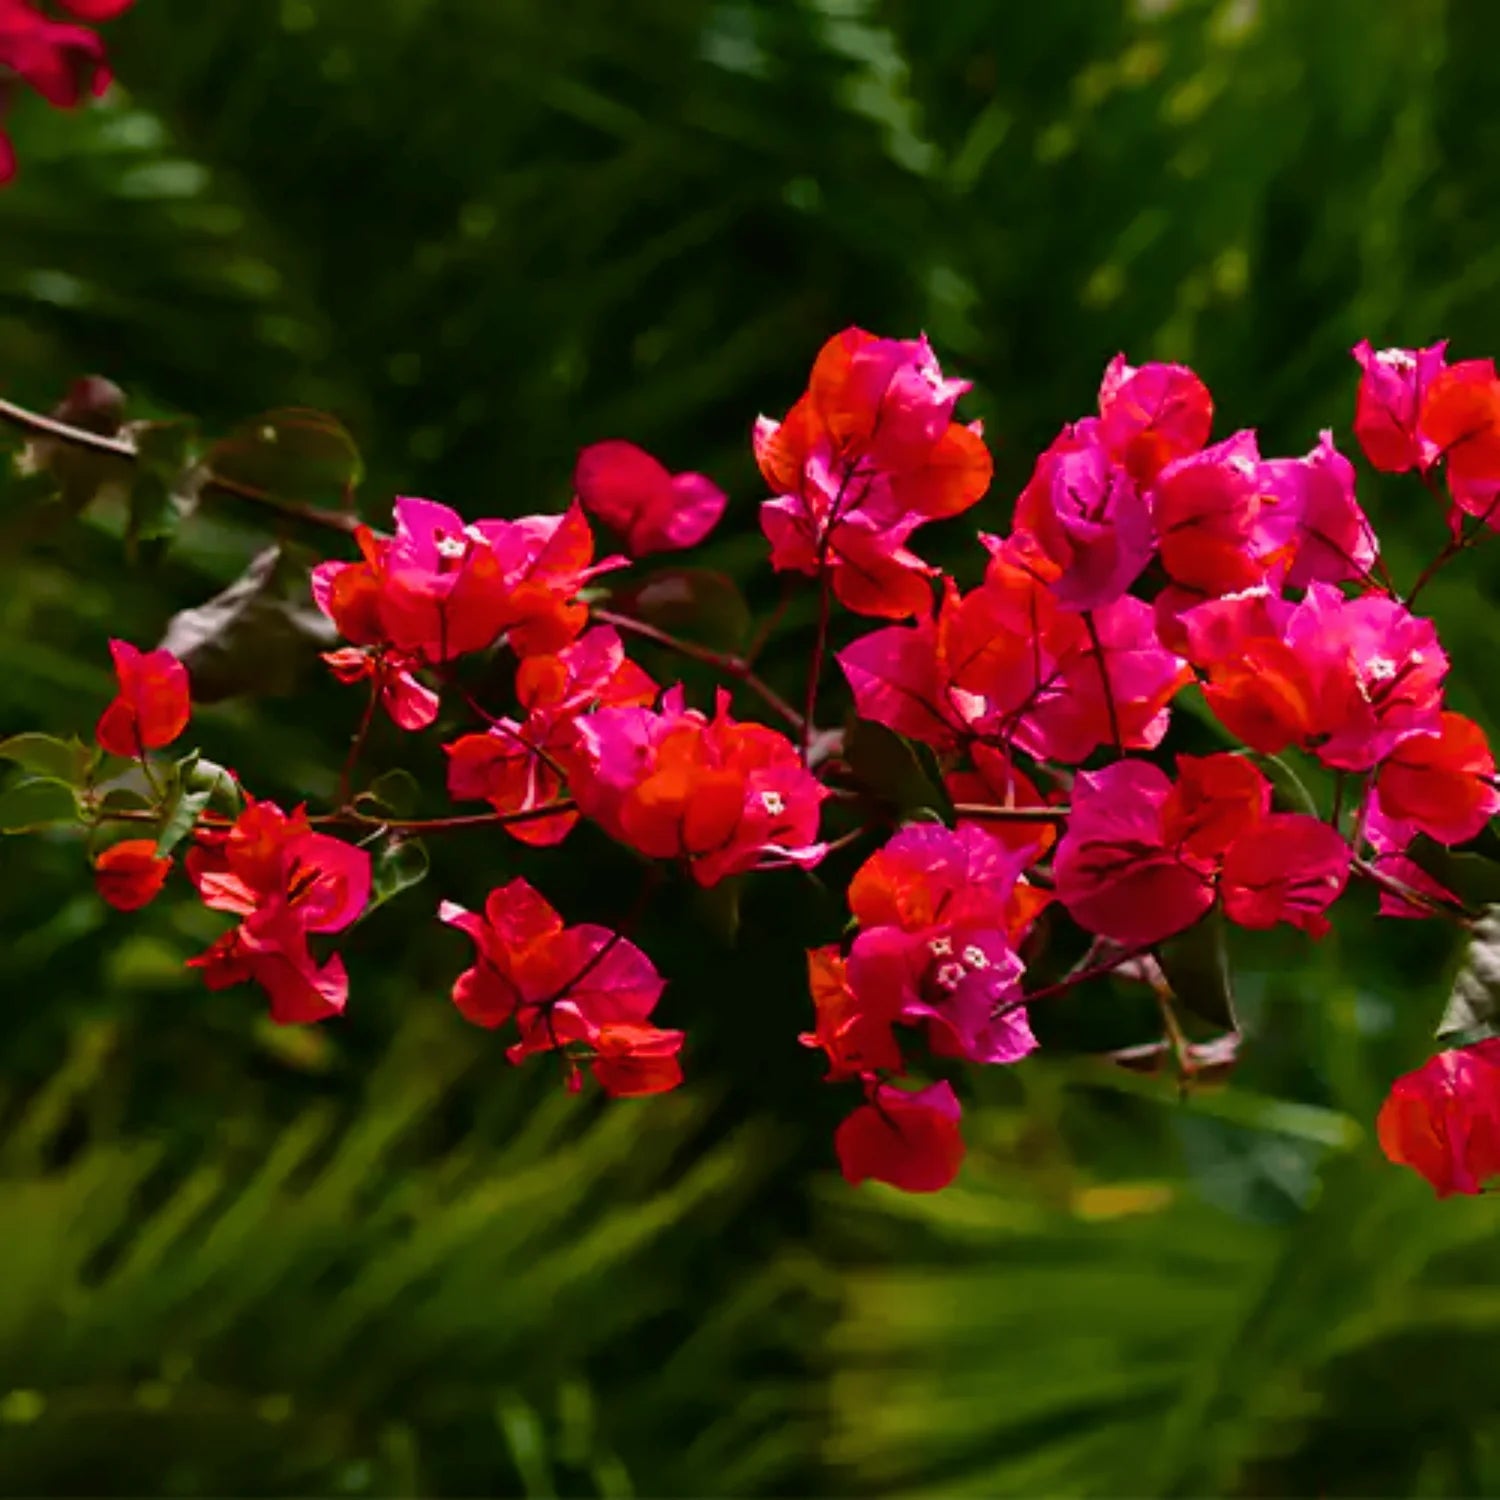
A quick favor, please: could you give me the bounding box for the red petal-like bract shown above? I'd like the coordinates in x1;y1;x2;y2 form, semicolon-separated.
1378;1040;1500;1197
95;639;191;757
440;878;678;1096
574;440;727;557
94;839;171;911
185;798;371;1025
1219;814;1350;937
1054;761;1215;948
836;1080;966;1193
1376;711;1499;847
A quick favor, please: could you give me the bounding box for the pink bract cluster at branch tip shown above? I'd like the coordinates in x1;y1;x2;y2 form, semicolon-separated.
28;326;1500;1197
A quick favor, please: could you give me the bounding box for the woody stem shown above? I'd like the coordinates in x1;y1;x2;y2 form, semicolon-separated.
803;563;832;765
592;607;805;735
0;396;360;536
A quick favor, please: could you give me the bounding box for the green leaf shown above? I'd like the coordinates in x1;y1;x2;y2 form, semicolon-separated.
355;768;422;821
155;755;214;857
1437;905;1500;1046
843;718;951;822
0;778;81;833
1254;752;1320;818
184;756;242;816
206;408;363;512
124;419;200;561
1405;835;1500;909
0;733;95;787
1156;908;1236;1034
616;568;752;651
692;872;744;946
368;836;430;912
159;545;336;701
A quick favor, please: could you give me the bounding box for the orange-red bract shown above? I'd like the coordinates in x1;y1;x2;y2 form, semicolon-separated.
95;639;191;757
835;1080;965;1193
1378;1040;1500;1197
94;839;172;911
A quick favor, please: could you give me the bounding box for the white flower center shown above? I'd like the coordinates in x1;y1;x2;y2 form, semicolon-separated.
760;790;786;817
936;961;968;992
928;936;953;958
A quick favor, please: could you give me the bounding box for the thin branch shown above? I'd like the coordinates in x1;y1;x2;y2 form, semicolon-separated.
802;564;833;766
0;395;360;536
953;802;1070;825
89;800;577;837
992;943;1153;1019
593;607;805;734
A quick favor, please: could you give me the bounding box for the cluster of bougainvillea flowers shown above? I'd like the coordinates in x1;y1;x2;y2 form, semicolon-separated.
21;324;1500;1196
0;0;134;184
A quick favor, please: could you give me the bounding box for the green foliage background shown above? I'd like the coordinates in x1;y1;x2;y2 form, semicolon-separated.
3;0;1500;1493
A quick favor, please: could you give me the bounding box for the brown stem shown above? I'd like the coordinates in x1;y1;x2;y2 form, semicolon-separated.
0;395;360;536
953;802;1070;825
90;800;576;837
1082;610;1123;756
992;942;1153;1019
802;564;832;766
592;607;805;734
339;676;382;807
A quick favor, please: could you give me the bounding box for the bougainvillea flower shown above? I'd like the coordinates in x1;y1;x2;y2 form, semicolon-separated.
1258;431;1379;588
835;1079;965;1193
1418;358;1500;491
1377;1039;1500;1197
839;557;1189;766
799;944;905;1080
1016;594;1191;763
93;838;172;911
567;687;826;886
439;879;670;1082
1375;711;1500;846
1054;760;1216;947
95;639;191;757
0;0;111;120
313;499;621;666
188;907;349;1026
586;1022;686;1097
1160;752;1271;862
1096;353;1214;486
187;798;371;935
1185;583;1447;770
574;439;727;556
446;626;655;846
1012;420;1155;609
842;823;1038;1065
1218;814;1350;937
946;745;1058;864
1151;431;1267;596
1352;339;1447;473
755;328;991;617
322;646;439;731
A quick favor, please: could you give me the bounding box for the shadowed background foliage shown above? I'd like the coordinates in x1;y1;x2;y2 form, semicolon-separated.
3;0;1500;1494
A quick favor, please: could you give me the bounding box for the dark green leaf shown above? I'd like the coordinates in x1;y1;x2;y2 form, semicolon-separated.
355;768;422;821
0;733;95;787
692;873;744;946
0;778;81;833
369;836;430;912
1405;835;1500;909
1437;905;1500;1046
1157;908;1236;1034
159;545;336;701
1254;753;1319;818
155;757;214;857
184;757;243;816
206;408;363;512
616;568;751;651
124;419;201;560
843;719;951;822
